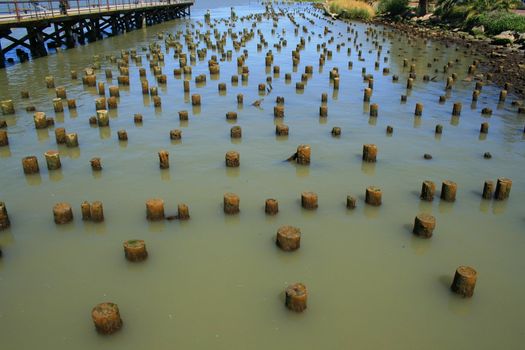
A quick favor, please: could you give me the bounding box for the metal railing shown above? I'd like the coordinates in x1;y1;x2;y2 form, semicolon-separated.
0;0;193;23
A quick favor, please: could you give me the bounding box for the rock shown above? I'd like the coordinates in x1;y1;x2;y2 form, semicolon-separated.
483;152;492;159
423;154;433;160
493;31;515;45
472;25;485;36
418;14;433;22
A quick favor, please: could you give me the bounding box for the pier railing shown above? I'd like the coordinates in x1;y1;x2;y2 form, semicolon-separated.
0;0;193;23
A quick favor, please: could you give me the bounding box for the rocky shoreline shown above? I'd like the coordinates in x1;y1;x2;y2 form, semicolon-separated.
317;1;525;99
374;19;525;99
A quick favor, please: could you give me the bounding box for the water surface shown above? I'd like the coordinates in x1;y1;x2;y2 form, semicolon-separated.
0;1;524;349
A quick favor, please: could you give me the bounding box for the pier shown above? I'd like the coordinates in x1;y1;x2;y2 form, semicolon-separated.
0;0;193;67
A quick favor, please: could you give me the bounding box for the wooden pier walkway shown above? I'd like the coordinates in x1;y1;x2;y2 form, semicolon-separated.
0;0;194;67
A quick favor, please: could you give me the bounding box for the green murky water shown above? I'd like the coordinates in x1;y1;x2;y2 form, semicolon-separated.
0;1;524;349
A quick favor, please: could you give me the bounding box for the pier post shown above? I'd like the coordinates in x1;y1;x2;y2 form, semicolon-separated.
27;27;48;58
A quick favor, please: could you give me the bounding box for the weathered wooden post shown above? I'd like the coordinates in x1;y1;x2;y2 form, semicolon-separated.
450;266;477;298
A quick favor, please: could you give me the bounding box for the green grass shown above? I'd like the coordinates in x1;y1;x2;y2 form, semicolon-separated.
328;1;376;21
377;0;409;16
473;11;525;34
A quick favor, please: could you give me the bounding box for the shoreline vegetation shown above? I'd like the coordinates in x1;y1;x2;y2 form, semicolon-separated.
293;0;525;96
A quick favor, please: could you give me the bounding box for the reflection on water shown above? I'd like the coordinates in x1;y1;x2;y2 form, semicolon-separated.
0;1;524;349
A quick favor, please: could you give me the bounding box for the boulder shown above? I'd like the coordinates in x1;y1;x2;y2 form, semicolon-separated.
471;25;485;36
492;31;515;45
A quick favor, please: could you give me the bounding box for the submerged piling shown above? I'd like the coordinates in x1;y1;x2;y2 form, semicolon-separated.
44;150;61;170
158;150;169;169
276;225;301;251
362;144;377;162
91;303;123;334
365;186;382;206
420;181;435;201
440;181;457;202
146;199;165;221
22;156;39;174
301;192;318;210
224;193;240;215
451;266;477;298
494;178;512;200
413;214;436;238
0;202;10;230
124;240;148;262
53;203;73;224
285;283;307;312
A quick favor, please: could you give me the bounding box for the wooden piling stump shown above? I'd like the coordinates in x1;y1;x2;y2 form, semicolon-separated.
146;199;165;221
55;87;67;99
420;181;435;201
276;124;289;136
91;302;123;334
22;156;39;174
276;225;301;251
265;199;279;215
178;110;189;121
363;88;372;102
153;96;161;107
225;151;240;167
296;144;311;165
170;129;181;140
494;178;512;200
53;203;73;224
224;193;240;215
452;102;462;116
97;110;109;127
91;201;104;222
0;202;10;230
0;131;8;146
45;76;55;88
482;181;494;199
230;126;242;138
317;103;328;118
346;196;357;209
450;266;477;298
480;122;489;134
109;86;120;97
53;98;64;113
158;150;169;169
301;192;318;210
191;94;201;106
177;204;190;220
440;181;457;202
81;201;91;220
274;106;284;118
412;213;436;238
285;283;307;312
415;103;423;116
95;98;106;111
499;90;507;102
66;133;78;148
362;144;377;162
67;99;76;109
44;150;61;170
226;111;237;121
365;186;382;206
117;130;128;141
331;127;341;136
90;157;102;171
369;103;378;117
123;240;148;262
33;112;48;129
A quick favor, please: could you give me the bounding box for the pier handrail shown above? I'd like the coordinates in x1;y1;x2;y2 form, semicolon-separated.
0;0;193;24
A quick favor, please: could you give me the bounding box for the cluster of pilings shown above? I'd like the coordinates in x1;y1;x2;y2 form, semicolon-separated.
1;1;522;335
